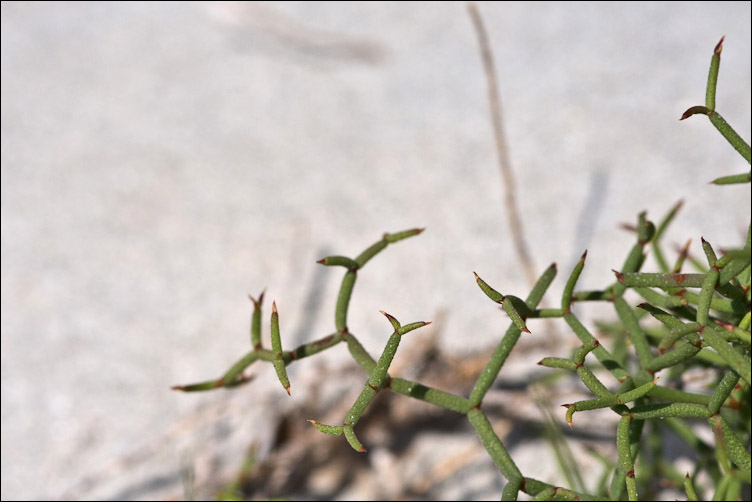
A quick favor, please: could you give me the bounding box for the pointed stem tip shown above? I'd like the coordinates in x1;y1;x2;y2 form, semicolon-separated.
714;35;725;55
272;300;278;314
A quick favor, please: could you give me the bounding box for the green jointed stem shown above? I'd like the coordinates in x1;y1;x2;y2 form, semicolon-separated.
384;227;425;243
709;112;752;163
523;478;602;501
501;476;522;501
307;420;343;436
344;332;377;374
249;290;264;350
469;265;557;406
616;272;707;288
538;357;576;370
706;36;722;111
564;313;630;382
609;242;646;297
344;425;366;452
710;415;752;473
369;331;402;387
629;402;712;420
474;271;505;302
613;297;653;368
398;320;432;336
634;287;687;309
697;268;720;325
647;342;701;371
531;308;565;318
684;473;699;501
469;322;523;407
390;378;471;414
530;487;555;501
712;171;751;185
353;228;423;269
637;211;656;244
468;408;522;481
653;200;683;273
562;250;587;311
573;340;600;366
708;371;740;413
529;263;558;305
701;237;718;266
335;270;357;333
682;290;747;315
571;289;612;302
576;366;612;397
741;312;751;331
617;415;638;501
221;350;261;385
502;295;530;333
270;302;290;395
564;379;657;428
288;332;342;360
718;250;751;285
345;383;377;428
648;386;712;406
316;255;360;269
701;327;752;385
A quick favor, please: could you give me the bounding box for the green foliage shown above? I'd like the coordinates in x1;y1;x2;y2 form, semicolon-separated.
174;37;751;501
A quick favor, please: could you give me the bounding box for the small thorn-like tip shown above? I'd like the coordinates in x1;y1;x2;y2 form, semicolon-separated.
714;35;725;55
380;310;398;324
358;446;367;452
522;326;531;334
272;301;278;313
562;404;573;408
612;269;624;282
316;258;325;264
580;249;588;260
307;419;318;425
416;227;426;234
701;236;707;244
285;385;291;396
567;420;574;429
652;377;659;385
171;385;183;391
685;472;690;479
537;360;543;365
593;340;600;347
473;271;480;280
423;321;432;326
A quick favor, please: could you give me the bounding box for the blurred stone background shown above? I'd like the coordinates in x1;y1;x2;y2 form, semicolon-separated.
1;1;750;500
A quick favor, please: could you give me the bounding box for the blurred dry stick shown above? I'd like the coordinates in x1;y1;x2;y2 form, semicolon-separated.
467;2;537;287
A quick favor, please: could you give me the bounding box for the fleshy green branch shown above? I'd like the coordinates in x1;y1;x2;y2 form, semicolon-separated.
270;301;290;395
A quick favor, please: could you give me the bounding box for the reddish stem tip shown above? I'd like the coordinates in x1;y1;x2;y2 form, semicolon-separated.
612;269;624;282
272;301;278;313
714;35;725;55
316;258;325;264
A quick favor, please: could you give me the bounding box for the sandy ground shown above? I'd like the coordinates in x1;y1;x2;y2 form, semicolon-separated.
1;2;750;500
